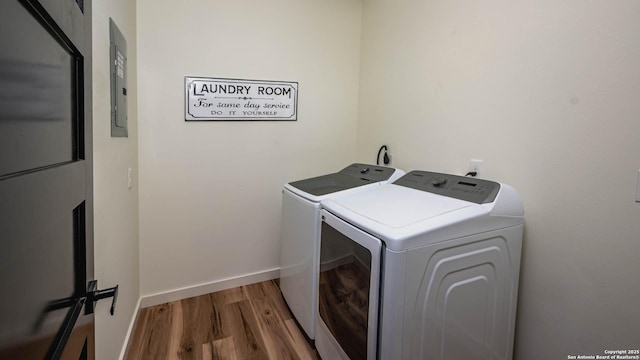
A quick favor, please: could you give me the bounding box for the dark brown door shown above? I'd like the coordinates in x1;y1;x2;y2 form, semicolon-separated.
0;0;95;359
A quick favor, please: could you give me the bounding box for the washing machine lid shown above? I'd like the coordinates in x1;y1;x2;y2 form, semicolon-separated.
285;163;404;202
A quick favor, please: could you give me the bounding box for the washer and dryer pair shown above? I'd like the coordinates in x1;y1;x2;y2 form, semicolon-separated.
280;165;524;360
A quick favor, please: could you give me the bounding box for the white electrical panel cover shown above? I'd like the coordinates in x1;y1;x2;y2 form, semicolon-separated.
110;18;127;137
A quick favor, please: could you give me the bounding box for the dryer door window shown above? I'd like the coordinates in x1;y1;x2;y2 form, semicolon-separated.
318;210;382;360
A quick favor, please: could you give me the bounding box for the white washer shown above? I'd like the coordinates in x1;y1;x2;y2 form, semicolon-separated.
316;170;524;360
279;163;405;341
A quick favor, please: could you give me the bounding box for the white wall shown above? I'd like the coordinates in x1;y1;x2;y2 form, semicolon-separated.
357;0;640;357
137;0;362;296
92;0;139;359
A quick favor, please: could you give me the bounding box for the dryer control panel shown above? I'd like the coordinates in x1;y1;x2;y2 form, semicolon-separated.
395;171;500;204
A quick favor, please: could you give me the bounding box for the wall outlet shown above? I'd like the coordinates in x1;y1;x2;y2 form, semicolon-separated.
469;159;483;177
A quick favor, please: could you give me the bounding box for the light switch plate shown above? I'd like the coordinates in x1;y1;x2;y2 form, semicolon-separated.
636;170;640;203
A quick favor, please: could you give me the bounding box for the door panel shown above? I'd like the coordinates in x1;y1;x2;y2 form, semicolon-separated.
318;210;381;360
318;222;372;360
0;0;93;359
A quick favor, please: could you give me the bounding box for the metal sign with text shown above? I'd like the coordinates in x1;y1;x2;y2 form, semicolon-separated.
185;77;298;121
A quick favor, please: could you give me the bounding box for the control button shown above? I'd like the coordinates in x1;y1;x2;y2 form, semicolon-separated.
431;177;447;187
360;167;370;174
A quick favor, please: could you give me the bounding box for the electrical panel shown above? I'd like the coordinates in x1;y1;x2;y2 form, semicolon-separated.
110;18;127;137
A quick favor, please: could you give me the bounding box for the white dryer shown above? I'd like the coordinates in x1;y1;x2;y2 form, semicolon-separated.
316;170;524;360
279;163;405;341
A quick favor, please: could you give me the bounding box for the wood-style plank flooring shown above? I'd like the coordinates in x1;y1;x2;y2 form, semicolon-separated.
125;280;319;360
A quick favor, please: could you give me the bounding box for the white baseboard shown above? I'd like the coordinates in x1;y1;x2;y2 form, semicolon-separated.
139;267;281;308
118;296;142;360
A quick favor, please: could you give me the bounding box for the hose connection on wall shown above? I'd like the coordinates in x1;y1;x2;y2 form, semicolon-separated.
377;145;390;165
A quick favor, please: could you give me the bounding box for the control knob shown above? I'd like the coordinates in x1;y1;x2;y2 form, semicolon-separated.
431;177;447;187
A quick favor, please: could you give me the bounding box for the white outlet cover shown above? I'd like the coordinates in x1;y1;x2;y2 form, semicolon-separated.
469;159;483;177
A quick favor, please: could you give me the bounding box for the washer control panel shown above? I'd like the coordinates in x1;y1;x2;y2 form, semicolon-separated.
289;163;398;196
339;163;397;182
394;171;500;204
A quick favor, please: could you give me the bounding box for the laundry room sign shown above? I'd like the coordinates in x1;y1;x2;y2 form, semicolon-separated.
185;77;298;121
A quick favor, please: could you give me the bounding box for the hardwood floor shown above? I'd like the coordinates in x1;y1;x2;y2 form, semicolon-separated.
125;280;319;360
